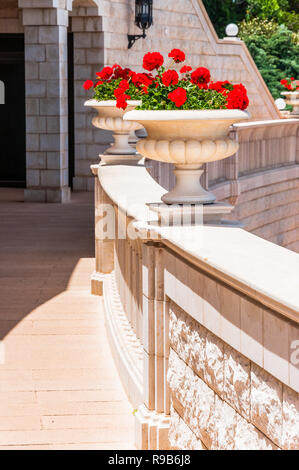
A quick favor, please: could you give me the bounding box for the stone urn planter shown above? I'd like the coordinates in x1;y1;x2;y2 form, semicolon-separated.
124;109;250;204
281;91;299;116
84;100;143;164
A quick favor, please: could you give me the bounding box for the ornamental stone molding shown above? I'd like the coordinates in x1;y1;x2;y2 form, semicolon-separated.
137;138;238;165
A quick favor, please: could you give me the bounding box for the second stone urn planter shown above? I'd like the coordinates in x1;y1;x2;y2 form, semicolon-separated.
124;109;250;204
85;99;143;164
281;91;299;117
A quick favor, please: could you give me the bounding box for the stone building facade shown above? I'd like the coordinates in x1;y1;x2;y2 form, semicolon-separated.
0;0;280;202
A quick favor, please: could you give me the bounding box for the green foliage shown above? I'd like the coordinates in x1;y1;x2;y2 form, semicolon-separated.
203;0;299;99
136;81;228;111
92;78;142;101
203;0;299;35
246;0;281;19
239;17;279;38
239;22;299;98
246;0;299;33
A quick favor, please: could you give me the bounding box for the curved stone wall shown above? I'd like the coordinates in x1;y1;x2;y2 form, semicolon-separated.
211;165;299;253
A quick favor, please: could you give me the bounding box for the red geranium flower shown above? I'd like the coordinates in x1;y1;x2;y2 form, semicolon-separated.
116;94;131;110
180;66;192;74
96;67;113;80
191;67;211;86
113;66;131;80
168;49;185;63
226;84;249;110
281;79;287;86
143;52;164;71
209;80;232;95
119;79;130;91
131;73;153;88
95;81;103;87
114;88;124;98
83;80;93;90
161;70;179;87
168;88;187;107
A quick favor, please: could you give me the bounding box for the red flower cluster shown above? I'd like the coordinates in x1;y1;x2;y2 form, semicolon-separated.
143;52;164;71
180;66;192;74
131;73;153;88
168;49;185;63
116;94;131;110
83;80;94;90
83;48;249;111
208;81;232;95
168;88;187;107
96;66;113;81
226;84;249;111
191;67;211;88
280;77;299;91
161;70;179;87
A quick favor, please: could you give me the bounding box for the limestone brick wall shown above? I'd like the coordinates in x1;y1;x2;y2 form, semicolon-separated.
168;300;299;450
70;7;108;191
232;171;299;252
0;0;23;33
22;10;70;202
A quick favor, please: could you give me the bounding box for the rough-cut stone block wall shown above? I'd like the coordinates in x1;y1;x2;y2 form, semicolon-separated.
168;301;299;450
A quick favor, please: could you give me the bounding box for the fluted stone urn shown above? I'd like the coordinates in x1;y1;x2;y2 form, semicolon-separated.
281;92;299;117
124;109;250;204
85;100;143;164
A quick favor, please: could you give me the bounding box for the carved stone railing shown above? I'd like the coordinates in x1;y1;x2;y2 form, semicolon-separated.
149;119;299;202
91;163;299;450
147;120;299;251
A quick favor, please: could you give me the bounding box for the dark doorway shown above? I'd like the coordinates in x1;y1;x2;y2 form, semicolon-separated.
0;34;26;188
68;32;75;190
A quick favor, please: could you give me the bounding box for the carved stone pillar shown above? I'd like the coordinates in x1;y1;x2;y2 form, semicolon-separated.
20;0;71;202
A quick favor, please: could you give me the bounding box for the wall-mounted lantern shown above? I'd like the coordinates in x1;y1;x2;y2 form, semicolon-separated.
128;0;153;49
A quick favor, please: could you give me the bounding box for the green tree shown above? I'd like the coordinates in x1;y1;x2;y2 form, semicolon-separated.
246;0;299;32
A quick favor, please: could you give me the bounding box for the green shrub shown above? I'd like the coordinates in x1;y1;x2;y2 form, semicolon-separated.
239;21;299;98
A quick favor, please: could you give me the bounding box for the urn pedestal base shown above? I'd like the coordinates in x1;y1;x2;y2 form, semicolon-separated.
161;167;216;205
281;91;299;117
99;153;144;166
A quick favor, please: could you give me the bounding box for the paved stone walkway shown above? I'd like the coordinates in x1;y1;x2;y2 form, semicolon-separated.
0;190;134;450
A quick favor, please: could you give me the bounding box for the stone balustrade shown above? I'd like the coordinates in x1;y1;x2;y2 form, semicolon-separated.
91;163;299;450
149;119;299;251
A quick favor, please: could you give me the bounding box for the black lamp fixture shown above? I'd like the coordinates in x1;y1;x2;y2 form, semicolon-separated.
128;0;153;49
